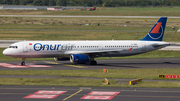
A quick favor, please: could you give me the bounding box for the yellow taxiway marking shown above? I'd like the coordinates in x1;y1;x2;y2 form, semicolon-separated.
45;62;60;64
63;64;87;68
63;89;83;101
45;62;87;68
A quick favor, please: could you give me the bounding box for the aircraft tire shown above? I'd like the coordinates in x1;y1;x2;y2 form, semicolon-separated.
90;61;97;65
21;62;25;65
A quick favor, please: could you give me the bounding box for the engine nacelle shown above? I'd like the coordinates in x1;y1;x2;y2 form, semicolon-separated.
70;54;90;64
54;57;70;61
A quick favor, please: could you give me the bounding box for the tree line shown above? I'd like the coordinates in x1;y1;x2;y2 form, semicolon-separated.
1;0;180;7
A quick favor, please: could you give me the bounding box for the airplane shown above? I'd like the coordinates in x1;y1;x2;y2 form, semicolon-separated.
3;17;170;65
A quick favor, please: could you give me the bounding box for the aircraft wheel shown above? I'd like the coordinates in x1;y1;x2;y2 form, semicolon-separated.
90;61;97;65
21;62;25;65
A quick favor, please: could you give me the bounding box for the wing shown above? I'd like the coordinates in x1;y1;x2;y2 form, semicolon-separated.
64;49;126;55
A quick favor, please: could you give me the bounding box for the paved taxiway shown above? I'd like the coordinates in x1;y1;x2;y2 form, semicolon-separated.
1;58;180;101
0;58;180;70
0;85;180;101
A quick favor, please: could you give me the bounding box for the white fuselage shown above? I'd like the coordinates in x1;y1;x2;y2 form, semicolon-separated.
3;40;169;58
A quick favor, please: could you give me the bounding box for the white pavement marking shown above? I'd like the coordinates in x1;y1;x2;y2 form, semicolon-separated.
33;90;67;95
88;91;120;95
23;94;59;99
81;95;114;100
0;63;52;68
24;90;67;99
81;91;120;100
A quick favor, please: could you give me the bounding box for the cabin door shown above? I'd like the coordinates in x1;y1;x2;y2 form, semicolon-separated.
99;44;103;51
23;42;28;52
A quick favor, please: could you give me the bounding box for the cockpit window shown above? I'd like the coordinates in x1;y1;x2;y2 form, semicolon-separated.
9;46;18;49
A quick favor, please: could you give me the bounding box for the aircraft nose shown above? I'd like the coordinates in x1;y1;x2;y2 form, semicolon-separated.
3;49;11;56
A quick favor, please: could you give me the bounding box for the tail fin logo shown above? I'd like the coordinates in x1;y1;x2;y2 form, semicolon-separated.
148;22;163;40
150;22;162;34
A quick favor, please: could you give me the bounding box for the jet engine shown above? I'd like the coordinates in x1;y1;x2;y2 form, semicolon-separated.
70;54;90;64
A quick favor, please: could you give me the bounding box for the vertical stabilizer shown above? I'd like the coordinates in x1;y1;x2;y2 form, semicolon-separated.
141;17;167;41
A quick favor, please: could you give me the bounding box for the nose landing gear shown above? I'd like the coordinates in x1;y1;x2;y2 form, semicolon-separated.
21;58;25;65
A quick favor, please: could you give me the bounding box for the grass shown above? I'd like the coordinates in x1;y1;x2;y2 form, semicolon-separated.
0;68;180;80
0;78;118;87
0;27;179;41
0;78;180;88
1;7;180;16
0;17;179;28
0;17;179;41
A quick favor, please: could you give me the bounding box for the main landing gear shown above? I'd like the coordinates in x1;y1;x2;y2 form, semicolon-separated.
89;56;97;65
90;61;97;65
21;58;25;65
